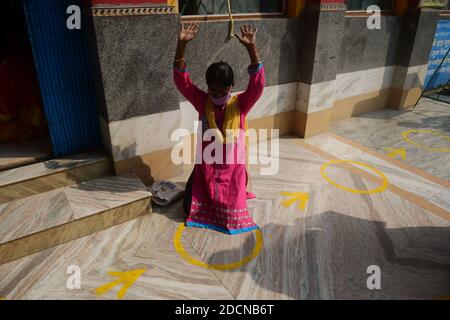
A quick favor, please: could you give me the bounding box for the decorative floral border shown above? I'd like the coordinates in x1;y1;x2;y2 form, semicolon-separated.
320;3;347;11
306;3;347;11
92;6;175;17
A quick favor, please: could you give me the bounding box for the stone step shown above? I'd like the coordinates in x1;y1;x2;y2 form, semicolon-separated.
0;174;152;265
0;150;112;204
0;137;52;172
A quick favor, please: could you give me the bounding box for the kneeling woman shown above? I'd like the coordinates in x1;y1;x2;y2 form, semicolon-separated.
173;23;265;234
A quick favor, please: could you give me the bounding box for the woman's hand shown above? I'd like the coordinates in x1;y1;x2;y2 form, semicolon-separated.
234;25;257;50
174;23;199;68
235;25;260;65
178;22;199;44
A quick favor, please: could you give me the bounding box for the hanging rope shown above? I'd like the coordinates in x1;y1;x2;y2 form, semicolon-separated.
227;0;234;40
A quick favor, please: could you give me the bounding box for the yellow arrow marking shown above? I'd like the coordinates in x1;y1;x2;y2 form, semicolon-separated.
95;269;145;300
280;192;309;210
384;147;406;160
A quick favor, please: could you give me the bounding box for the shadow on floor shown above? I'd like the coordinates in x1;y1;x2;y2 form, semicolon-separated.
0;137;52;171
69;142;150;194
395;115;450;132
349;99;450;133
152;197;186;224
206;211;450;299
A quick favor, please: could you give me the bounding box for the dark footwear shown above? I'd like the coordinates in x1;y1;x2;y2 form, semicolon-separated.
439;87;450;96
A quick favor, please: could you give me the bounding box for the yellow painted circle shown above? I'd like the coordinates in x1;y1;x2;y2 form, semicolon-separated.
402;129;450;153
320;160;389;194
173;224;263;270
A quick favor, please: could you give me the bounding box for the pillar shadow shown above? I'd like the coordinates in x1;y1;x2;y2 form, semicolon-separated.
206;211;450;299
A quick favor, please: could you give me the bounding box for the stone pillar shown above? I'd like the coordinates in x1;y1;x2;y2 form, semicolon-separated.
294;0;346;138
91;3;183;185
389;3;440;109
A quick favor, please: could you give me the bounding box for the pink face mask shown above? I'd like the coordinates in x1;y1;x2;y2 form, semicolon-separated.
210;92;231;106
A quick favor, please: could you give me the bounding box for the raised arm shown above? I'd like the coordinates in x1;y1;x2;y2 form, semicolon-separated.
234;25;261;65
173;23;207;112
235;25;265;115
174;23;198;68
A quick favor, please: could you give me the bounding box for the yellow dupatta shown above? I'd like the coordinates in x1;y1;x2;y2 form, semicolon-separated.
204;95;253;191
205;95;242;144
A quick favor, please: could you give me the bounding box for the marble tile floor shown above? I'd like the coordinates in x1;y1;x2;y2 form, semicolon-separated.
0;150;113;204
304;133;450;217
0;135;448;300
0;174;151;265
0;150;110;188
330;98;450;180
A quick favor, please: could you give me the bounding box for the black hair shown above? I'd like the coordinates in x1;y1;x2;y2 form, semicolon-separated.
206;61;234;88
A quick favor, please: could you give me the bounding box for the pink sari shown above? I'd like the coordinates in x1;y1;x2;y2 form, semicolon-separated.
173;62;265;234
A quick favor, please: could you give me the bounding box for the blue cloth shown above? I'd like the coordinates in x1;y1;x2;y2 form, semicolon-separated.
186;221;259;235
248;63;263;75
173;63;187;73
